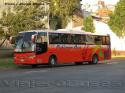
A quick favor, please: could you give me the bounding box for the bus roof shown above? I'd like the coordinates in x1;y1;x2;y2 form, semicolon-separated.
19;29;110;36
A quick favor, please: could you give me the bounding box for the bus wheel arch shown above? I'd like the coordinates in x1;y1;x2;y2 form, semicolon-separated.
48;55;57;67
90;54;98;64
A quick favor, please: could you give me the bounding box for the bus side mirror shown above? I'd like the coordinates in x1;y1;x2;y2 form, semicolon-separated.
31;34;37;43
9;36;15;44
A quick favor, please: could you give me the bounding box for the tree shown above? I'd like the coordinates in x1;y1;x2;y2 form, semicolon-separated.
0;27;9;48
0;0;48;36
0;27;4;36
108;0;125;38
83;16;95;33
50;0;80;29
0;0;81;35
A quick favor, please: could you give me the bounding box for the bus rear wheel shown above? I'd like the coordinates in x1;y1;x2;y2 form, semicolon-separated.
90;55;98;64
49;56;57;67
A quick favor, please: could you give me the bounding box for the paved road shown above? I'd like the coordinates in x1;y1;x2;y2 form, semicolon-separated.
0;59;125;93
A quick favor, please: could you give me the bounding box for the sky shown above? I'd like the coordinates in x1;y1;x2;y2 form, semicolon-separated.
81;0;119;5
80;0;120;12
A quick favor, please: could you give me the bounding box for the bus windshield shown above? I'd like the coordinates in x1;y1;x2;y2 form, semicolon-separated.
15;32;36;53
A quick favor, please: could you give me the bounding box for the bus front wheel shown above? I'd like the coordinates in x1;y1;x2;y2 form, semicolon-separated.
49;56;57;67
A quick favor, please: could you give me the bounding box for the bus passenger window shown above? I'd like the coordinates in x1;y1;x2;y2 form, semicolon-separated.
67;34;71;44
71;34;75;44
105;36;110;45
60;34;68;44
86;35;95;44
102;36;106;45
49;33;60;44
74;34;80;44
80;35;86;44
94;36;102;45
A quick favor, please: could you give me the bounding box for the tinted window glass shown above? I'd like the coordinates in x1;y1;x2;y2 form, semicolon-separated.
49;33;86;44
96;36;110;45
86;35;95;44
49;33;60;44
72;34;86;44
94;36;102;45
102;36;106;45
80;35;86;44
105;36;110;45
60;34;69;44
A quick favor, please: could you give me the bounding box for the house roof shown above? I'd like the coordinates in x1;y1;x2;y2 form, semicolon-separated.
72;8;84;18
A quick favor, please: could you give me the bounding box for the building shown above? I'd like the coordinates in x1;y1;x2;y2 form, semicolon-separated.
72;8;84;28
94;0;114;23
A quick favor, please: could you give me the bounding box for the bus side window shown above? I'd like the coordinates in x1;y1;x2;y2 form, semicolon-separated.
67;34;71;44
60;34;68;44
71;34;75;44
102;36;106;45
74;34;80;44
86;35;95;44
80;35;86;44
105;36;110;45
101;36;110;45
49;33;60;44
94;36;102;45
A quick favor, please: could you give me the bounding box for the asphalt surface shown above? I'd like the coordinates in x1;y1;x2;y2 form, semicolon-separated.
0;59;125;93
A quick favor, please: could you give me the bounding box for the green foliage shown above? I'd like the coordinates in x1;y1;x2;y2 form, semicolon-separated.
50;0;80;28
49;15;62;30
83;16;95;33
0;0;80;36
0;27;4;36
0;58;15;68
108;0;125;37
0;0;48;36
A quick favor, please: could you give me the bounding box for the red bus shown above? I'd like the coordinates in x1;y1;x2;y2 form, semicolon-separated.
11;29;111;67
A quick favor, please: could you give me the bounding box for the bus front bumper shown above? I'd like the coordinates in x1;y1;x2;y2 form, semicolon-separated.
14;53;37;65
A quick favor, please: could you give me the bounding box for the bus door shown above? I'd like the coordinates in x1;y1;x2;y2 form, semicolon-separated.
35;32;48;63
36;32;48;55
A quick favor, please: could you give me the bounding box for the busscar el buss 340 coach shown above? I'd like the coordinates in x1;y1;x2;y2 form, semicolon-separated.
10;29;111;67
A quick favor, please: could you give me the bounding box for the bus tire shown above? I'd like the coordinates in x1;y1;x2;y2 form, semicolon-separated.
49;56;57;67
75;62;83;65
90;55;98;64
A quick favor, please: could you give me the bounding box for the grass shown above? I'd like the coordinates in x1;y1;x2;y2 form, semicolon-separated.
112;56;125;59
0;58;16;69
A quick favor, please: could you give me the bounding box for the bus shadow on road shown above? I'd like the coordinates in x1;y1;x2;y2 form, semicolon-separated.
16;62;105;70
